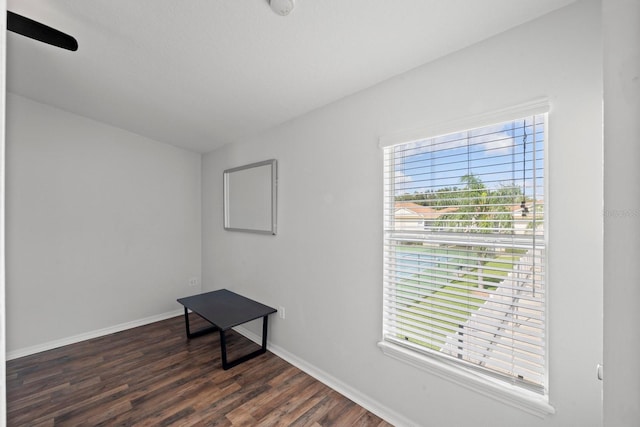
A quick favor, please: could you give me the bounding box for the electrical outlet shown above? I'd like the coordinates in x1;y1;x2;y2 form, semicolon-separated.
188;277;199;287
278;306;286;319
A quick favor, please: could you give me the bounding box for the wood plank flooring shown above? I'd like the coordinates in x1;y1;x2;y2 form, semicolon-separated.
6;314;393;426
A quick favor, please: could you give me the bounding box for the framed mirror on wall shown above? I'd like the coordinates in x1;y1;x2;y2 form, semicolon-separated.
223;159;277;235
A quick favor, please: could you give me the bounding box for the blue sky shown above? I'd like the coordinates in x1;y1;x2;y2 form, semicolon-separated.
389;115;545;200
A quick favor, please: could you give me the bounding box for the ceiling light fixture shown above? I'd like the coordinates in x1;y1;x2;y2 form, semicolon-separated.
270;0;295;16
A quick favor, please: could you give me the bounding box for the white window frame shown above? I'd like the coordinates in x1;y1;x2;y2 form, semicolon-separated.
378;99;554;417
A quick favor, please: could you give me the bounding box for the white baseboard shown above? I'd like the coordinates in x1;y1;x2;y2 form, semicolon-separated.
233;325;416;427
6;309;183;360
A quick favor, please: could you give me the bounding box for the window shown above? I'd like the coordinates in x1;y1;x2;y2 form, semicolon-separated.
382;113;547;399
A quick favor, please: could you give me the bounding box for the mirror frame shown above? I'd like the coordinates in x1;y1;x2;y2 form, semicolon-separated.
223;159;278;235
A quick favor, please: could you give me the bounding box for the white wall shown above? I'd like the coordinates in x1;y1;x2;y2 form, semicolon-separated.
1;0;7;420
5;93;202;354
603;1;640;426
202;1;603;426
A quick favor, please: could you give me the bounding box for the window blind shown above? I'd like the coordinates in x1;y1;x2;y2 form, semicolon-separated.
382;115;546;393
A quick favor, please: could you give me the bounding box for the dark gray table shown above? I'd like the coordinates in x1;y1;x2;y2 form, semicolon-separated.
177;289;277;370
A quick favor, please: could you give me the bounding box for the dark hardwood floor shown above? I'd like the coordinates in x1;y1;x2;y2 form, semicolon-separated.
6;314;393;426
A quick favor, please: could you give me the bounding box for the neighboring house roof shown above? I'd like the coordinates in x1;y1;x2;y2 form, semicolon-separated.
396;201;543;219
395;202;457;220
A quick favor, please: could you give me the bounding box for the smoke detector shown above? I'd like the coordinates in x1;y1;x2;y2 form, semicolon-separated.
270;0;295;16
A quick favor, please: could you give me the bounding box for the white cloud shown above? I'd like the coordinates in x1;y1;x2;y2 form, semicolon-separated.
398;121;519;158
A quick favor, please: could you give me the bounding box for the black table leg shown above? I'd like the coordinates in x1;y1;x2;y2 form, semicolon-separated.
219;315;270;370
183;307;218;339
261;314;269;350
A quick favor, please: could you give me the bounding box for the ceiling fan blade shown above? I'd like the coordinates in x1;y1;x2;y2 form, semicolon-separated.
7;11;78;51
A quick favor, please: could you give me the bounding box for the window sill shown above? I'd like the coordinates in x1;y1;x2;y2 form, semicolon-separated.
377;340;555;418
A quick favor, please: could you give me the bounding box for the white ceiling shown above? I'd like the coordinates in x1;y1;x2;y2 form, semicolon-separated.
6;0;575;153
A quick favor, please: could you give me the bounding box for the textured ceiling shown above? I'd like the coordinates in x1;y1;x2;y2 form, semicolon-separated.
6;0;576;153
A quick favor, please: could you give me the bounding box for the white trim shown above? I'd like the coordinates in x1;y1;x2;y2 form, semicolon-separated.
6;309;183;360
379;98;551;148
377;340;555;418
234;326;418;427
